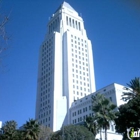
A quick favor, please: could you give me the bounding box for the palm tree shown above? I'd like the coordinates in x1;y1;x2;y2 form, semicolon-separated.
22;119;40;140
2;120;17;133
92;94;116;140
1;120;19;140
85;116;99;137
122;77;140;101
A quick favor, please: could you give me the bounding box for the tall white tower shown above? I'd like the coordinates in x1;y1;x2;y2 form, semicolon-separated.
35;2;96;132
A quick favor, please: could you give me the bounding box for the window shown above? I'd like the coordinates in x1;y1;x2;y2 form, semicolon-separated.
69;18;71;26
78;22;81;30
109;97;112;101
78;110;79;115
111;125;114;131
73;19;75;28
66;16;68;25
89;106;91;110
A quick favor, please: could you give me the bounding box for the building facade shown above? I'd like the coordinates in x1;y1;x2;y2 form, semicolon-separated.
35;2;96;131
70;83;125;140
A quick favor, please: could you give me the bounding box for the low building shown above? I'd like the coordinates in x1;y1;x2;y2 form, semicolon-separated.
70;83;127;140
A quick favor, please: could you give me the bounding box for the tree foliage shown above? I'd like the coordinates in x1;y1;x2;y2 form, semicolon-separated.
122;77;140;101
51;125;95;140
38;125;52;140
22;119;40;140
0;119;41;140
92;94;116;140
115;95;140;140
84;116;99;137
0;120;19;140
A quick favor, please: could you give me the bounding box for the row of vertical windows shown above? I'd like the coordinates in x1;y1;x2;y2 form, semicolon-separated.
40;120;50;127
39;104;51;113
66;16;81;30
49;17;59;33
73;80;89;86
72;74;89;80
71;34;90;101
41;94;50;101
39;110;51;119
71;35;86;43
72;53;88;57
41;38;53;100
73;85;89;91
72;106;91;117
72;60;88;67
72;62;89;70
72;114;89;124
72;48;87;52
41;85;51;91
42;38;53;51
40;100;50;107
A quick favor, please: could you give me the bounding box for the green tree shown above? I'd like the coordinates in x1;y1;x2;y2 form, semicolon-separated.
115;95;140;140
84;116;99;137
92;94;116;140
51;125;95;140
122;77;140;101
22;119;40;140
0;120;19;140
38;125;52;140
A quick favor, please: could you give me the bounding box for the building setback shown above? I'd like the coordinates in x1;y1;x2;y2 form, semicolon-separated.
35;2;96;132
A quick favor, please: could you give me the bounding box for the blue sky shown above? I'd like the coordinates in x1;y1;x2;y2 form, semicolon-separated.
0;0;140;127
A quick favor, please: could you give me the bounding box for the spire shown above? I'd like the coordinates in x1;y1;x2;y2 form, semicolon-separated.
62;1;76;11
55;1;76;13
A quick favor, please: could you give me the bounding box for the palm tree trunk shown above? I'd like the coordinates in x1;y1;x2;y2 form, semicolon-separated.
105;128;107;140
